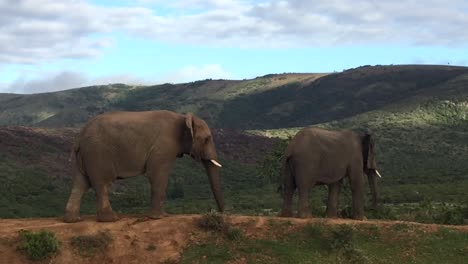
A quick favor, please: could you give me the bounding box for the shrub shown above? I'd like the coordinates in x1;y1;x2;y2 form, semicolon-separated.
330;225;354;251
339;247;369;264
303;222;327;239
18;229;60;261
224;227;244;241
366;205;397;220
70;231;113;257
198;212;225;232
413;202;465;225
146;244;157;251
257;138;291;186
328;225;369;264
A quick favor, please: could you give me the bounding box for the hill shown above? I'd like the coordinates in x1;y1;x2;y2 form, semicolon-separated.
2;65;468;129
0;215;467;264
1;64;467;225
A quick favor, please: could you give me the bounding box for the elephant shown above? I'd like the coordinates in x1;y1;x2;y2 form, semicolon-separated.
64;110;224;223
278;127;381;220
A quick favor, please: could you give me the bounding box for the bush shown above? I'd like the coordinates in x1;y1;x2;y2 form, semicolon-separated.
18;229;60;261
329;225;369;264
70;231;113;257
224;227;245;241
366;205;398;220
330;225;354;251
258;138;290;186
198;212;225;232
413;201;465;225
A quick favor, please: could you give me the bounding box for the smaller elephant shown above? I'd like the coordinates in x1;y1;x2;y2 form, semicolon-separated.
279;127;382;220
64;110;224;223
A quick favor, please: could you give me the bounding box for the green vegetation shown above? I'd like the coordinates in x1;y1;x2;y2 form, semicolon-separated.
70;230;113;257
0;65;467;226
253;99;468;224
18;230;60;261
198;212;226;232
197;212;246;242
180;221;468;264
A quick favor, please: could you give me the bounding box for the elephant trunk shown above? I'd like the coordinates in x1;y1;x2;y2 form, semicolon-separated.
202;160;225;213
367;170;379;209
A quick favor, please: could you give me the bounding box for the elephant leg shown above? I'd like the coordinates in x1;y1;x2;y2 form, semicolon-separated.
296;167;313;218
326;181;341;218
147;161;174;219
95;183;119;222
279;163;295;217
64;171;89;223
297;186;312;218
279;188;294;217
348;169;365;220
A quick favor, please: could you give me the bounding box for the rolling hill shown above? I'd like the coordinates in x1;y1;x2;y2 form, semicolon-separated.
2;65;467;129
0;64;467;225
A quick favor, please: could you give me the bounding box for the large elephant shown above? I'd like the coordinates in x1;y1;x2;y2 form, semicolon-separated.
64;110;224;223
279;127;381;220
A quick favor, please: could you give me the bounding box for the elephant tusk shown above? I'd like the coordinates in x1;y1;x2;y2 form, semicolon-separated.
210;159;222;168
375;170;382;178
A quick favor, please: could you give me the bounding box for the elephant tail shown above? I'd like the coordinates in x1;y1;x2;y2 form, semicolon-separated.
68;141;79;162
69;141;88;182
278;156;295;197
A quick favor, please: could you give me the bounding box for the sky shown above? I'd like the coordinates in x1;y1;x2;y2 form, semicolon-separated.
0;0;468;94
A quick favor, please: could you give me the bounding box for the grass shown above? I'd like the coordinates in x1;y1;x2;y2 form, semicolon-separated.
70;230;113;257
180;221;468;264
1;66;467;227
18;229;60;261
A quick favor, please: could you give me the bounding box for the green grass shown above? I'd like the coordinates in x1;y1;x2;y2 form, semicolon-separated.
18;230;60;261
180;221;468;264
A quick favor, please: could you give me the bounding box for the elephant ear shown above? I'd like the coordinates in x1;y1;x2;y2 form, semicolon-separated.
185;113;194;139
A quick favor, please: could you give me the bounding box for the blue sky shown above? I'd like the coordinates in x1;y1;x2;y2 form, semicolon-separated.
1;0;467;93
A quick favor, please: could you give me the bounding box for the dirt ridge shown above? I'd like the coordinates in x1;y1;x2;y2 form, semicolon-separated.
0;215;466;264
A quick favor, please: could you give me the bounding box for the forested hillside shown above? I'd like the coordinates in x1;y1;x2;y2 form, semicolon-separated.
2;65;467;129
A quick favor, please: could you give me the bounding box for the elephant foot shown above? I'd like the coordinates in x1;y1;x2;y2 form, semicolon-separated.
148;211;169;220
278;209;294;218
63;213;82;223
97;211;119;222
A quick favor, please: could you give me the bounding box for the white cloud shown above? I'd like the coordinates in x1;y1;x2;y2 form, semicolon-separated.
5;71;88;94
1;64;232;94
0;0;467;66
0;0;148;64
1;71;150;94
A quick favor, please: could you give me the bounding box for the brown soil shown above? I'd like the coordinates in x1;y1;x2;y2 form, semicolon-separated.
0;215;466;264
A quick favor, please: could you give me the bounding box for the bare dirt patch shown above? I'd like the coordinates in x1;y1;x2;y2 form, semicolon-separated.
0;215;466;263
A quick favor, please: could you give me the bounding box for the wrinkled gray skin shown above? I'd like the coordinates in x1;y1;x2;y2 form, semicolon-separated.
279;127;380;220
64;110;224;223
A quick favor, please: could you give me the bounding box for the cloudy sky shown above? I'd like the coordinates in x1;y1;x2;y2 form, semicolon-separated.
1;0;467;93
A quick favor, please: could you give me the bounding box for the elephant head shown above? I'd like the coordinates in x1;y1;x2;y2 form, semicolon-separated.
361;133;381;209
185;113;224;212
